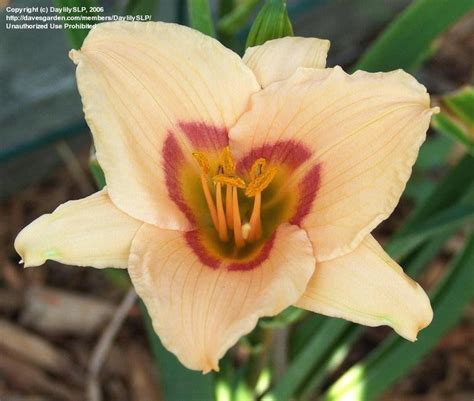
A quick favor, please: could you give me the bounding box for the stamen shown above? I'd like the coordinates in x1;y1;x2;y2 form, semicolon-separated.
193;152;219;230
246;158;276;242
248;192;262;241
213;173;245;231
226;184;234;229
200;175;218;229
232;187;245;248
215;182;228;241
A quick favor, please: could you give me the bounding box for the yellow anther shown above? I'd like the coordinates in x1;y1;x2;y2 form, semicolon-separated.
250;158;266;180
245;166;277;197
220;146;236;175
212;174;246;189
192;152;210;174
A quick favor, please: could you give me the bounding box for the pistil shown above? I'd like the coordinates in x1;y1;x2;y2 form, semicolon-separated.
213;174;246;247
220;147;237;231
225;184;234;229
215;182;229;241
247;192;262;242
232;187;245;248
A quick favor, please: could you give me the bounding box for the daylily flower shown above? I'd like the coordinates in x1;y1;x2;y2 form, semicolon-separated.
15;22;437;372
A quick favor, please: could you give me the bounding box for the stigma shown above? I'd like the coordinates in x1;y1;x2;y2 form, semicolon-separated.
192;148;276;249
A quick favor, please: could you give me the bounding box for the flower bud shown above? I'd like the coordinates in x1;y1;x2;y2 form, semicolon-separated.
246;0;293;48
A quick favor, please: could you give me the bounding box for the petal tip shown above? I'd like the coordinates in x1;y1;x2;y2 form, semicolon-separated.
16;249;45;269
14;224;46;268
15;240;46;268
14;233;26;264
200;352;220;373
320;37;331;50
398;286;433;342
202;362;220;374
407;334;418;342
69;49;82;64
394;324;419;342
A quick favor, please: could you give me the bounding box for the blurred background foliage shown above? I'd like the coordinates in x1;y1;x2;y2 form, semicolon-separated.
1;1;474;401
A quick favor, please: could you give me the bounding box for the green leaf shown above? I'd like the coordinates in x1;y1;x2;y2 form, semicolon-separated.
259;306;307;329
432;86;474;155
413;134;453;170
354;0;474;72
288;314;326;359
396;155;474;236
218;0;235;18
141;302;216;401
298;327;361;401
432;114;474;156
245;0;293;48
322;233;474;401
385;200;474;259
102;268;131;290
89;156;106;189
188;0;216;37
394;228;459;279
443;86;474;126
125;0;157;18
218;0;261;35
214;355;235;401
267;319;353;401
